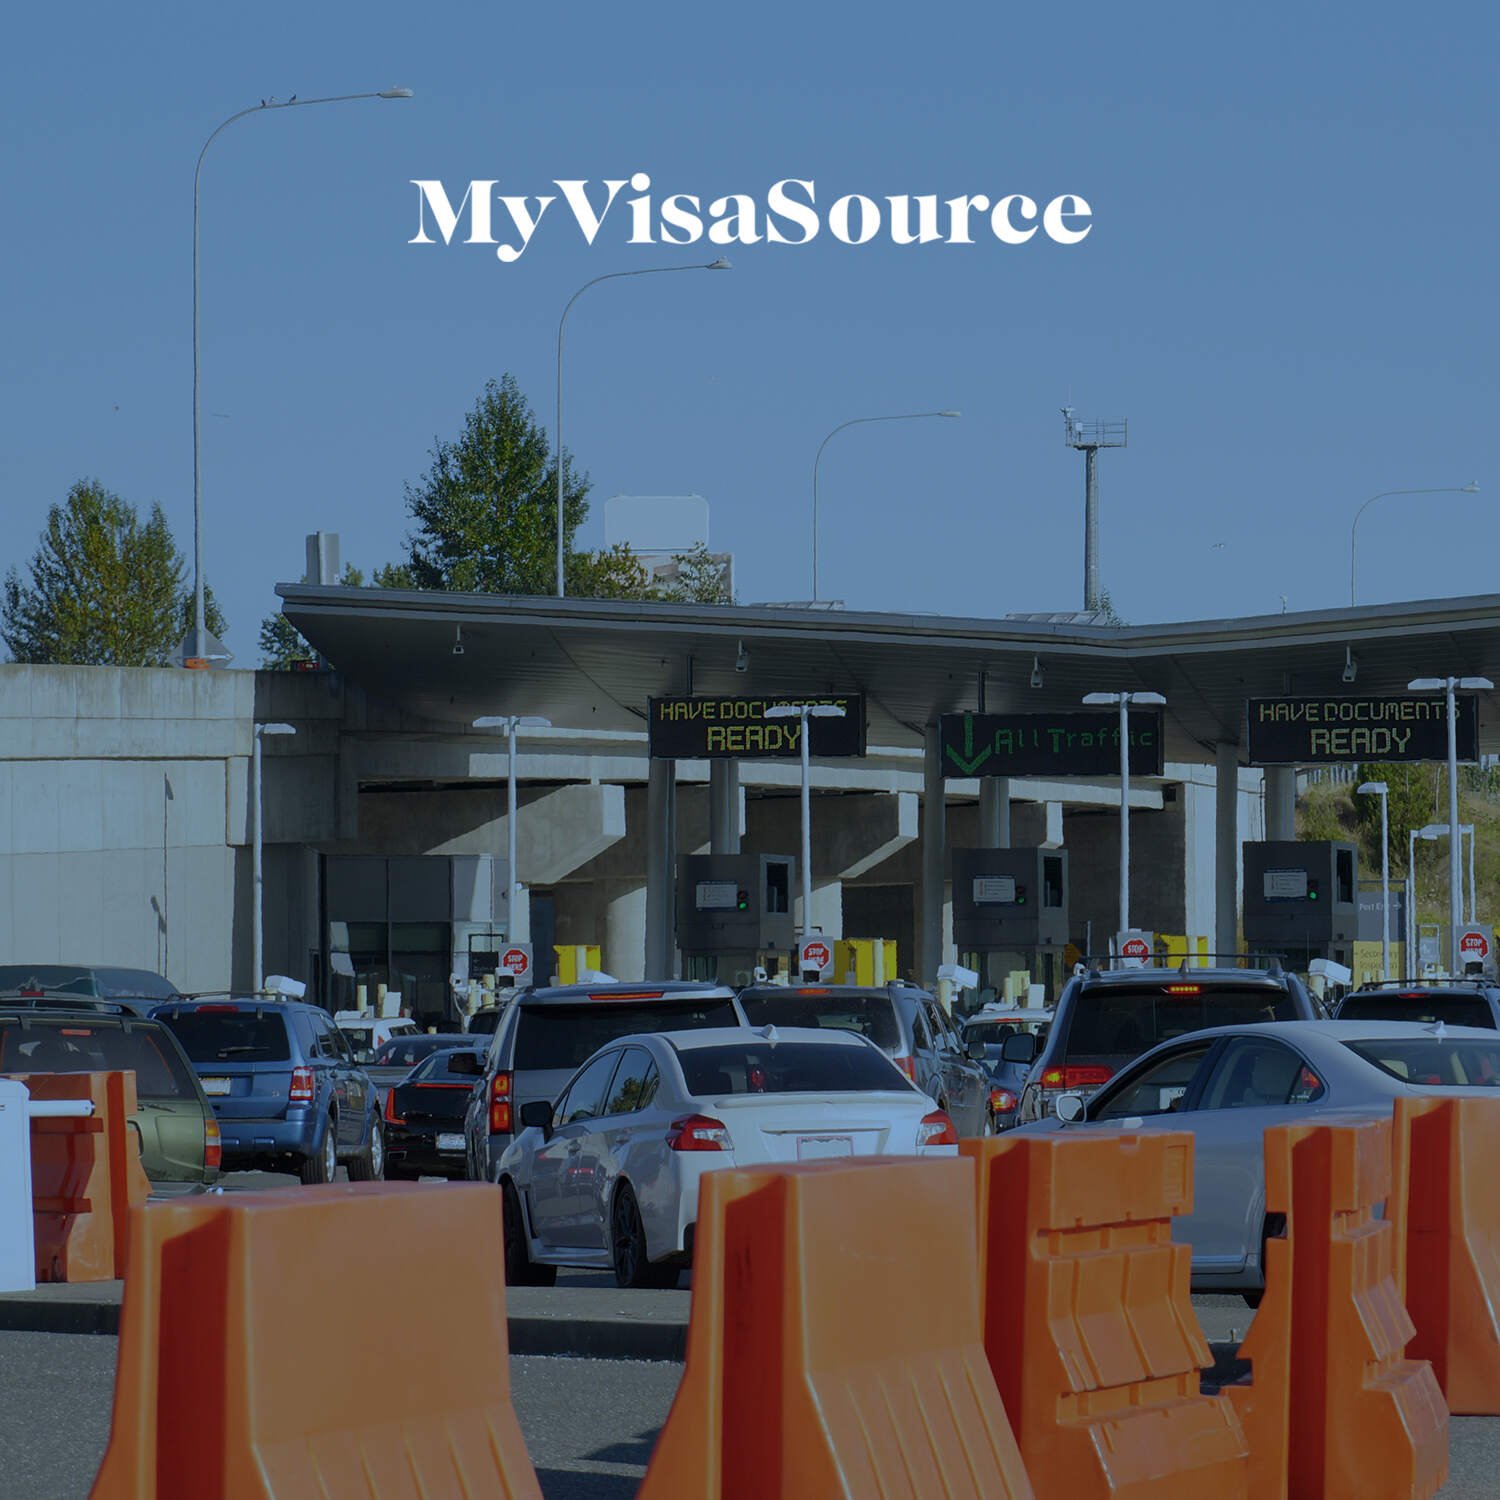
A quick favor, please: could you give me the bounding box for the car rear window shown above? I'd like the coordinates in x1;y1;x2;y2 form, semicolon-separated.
0;1021;196;1100
159;1010;291;1063
467;1009;504;1035
1338;993;1495;1028
736;993;901;1050
1064;984;1297;1059
410;1047;485;1082
513;1001;740;1072
678;1041;907;1095
1345;1038;1500;1087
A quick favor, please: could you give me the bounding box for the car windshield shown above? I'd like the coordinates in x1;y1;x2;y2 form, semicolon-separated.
1339;993;1495;1029
678;1042;908;1095
1345;1037;1500;1087
0;1021;196;1100
513;1000;741;1072
159;1010;291;1063
736;992;901;1050
1064;983;1296;1058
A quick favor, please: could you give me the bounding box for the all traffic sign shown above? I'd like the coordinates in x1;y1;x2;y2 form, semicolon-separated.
501;946;532;980
1117;932;1153;968
799;938;832;975
1121;938;1150;962
1459;930;1490;961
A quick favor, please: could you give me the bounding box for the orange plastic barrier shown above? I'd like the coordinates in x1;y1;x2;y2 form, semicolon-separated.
1268;1119;1448;1500
89;1182;541;1500
638;1155;1034;1500
14;1071;149;1283
1388;1095;1500;1414
966;1132;1249;1499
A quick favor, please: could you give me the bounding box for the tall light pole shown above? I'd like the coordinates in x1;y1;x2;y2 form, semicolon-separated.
252;722;296;990
1409;823;1449;977
1356;780;1390;979
555;259;731;598
1348;483;1479;608
1408;676;1492;971
764;704;847;940
811;411;960;602
188;87;412;665
1082;690;1167;938
473;716;552;939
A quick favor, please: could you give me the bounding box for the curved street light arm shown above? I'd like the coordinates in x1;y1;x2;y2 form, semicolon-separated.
1349;484;1480;608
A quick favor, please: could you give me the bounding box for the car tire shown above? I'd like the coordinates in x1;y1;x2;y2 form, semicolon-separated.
611;1183;678;1290
348;1119;384;1182
300;1116;338;1185
502;1179;557;1288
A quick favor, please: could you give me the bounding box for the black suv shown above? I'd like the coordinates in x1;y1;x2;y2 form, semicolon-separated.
1335;980;1500;1029
1015;963;1318;1123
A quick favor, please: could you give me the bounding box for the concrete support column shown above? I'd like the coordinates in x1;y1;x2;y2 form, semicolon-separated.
708;760;740;854
1264;766;1296;842
605;884;647;982
978;778;1011;846
1216;742;1240;959
921;726;948;985
645;757;677;978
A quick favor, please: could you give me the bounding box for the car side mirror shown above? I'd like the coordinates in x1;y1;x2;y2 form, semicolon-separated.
448;1051;482;1077
1055;1093;1086;1125
1000;1032;1037;1064
519;1099;554;1133
966;1035;987;1061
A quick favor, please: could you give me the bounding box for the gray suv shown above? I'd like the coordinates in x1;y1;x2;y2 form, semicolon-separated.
464;981;747;1184
1335;980;1500;1029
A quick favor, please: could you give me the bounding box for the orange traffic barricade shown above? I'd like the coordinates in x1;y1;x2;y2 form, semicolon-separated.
965;1131;1248;1499
638;1155;1034;1500
1268;1118;1448;1500
14;1070;148;1283
1388;1095;1500;1414
89;1182;541;1499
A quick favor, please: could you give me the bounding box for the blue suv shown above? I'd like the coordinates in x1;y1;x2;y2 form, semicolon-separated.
156;998;383;1183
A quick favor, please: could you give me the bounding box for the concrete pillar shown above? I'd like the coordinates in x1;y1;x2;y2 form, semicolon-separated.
1216;742;1240;959
708;760;740;854
605;884;647;982
921;726;947;985
810;881;843;939
645;757;676;978
978;778;1011;846
1265;766;1296;842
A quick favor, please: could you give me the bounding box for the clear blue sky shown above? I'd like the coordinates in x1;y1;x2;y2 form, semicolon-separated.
4;3;1496;660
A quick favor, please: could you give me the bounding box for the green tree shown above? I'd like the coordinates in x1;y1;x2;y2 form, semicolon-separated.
3;480;225;666
404;375;588;595
657;542;734;604
1355;763;1439;873
565;543;655;600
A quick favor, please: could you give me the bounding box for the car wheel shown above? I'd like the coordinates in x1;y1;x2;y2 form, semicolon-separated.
300;1116;338;1185
612;1183;678;1289
348;1119;384;1182
502;1179;557;1287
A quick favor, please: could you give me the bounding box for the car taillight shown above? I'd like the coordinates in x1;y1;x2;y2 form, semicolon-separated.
1039;1064;1113;1091
204;1117;221;1171
917;1109;959;1148
384;1088;404;1125
989;1087;1017;1115
893;1054;917;1082
489;1070;513;1134
288;1066;315;1104
666;1114;731;1152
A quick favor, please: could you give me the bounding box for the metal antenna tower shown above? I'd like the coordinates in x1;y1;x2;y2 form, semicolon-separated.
1062;408;1128;612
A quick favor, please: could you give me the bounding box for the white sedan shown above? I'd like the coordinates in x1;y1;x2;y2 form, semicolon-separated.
496;1024;959;1287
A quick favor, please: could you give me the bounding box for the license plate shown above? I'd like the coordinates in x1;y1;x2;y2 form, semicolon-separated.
796;1134;853;1160
201;1077;231;1097
437;1132;465;1151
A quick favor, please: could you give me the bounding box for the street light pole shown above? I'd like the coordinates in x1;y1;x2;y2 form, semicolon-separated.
811;411;961;602
1349;483;1479;609
764;703;847;941
252;723;296;991
1357;781;1389;979
1409;676;1492;972
1082;689;1167;938
555;259;731;598
190;87;412;663
473;716;552;940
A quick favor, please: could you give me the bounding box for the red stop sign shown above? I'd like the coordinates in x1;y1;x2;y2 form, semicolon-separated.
501;947;531;978
1121;937;1151;962
1460;931;1489;960
801;940;831;971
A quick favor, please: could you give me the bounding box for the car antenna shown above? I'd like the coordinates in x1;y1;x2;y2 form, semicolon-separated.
758;1023;780;1043
1267;955;1283;978
1179;957;1191;977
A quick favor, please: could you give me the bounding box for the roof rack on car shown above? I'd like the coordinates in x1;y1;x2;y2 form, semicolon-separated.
0;992;131;1015
1352;977;1486;990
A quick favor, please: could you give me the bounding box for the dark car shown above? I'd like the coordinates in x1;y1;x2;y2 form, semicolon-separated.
155;998;383;1183
385;1043;486;1180
0;964;180;1016
737;983;991;1137
1335;981;1500;1029
1015;963;1319;1123
465;981;747;1184
0;1008;219;1186
365;1032;481;1092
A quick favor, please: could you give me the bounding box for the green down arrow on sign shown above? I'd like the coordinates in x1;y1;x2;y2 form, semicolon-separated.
944;715;994;776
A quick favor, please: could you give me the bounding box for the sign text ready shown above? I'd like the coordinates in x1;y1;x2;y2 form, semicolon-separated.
939;711;1164;779
1247;695;1478;765
648;696;866;760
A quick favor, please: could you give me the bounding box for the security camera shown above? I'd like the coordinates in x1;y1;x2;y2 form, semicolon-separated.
1030;655;1044;690
453;625;465;658
735;640;749;673
752;964;768;984
1341;647;1356;684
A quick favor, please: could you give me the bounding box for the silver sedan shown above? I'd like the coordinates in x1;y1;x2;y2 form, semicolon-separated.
1020;1020;1500;1294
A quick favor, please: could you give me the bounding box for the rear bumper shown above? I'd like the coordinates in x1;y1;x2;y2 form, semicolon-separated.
388;1124;468;1178
214;1109;320;1161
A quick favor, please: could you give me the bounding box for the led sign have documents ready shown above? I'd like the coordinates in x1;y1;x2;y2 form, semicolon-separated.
648;696;866;759
939;711;1163;778
1247;695;1477;764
